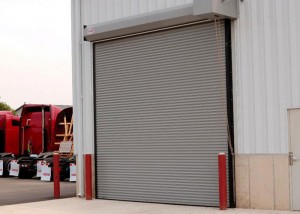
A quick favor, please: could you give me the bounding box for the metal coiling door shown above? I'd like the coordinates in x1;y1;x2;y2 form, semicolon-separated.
94;21;228;206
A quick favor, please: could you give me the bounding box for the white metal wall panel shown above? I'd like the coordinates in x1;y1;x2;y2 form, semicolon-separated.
84;0;193;25
234;0;300;154
76;0;194;154
73;0;300;160
94;22;229;206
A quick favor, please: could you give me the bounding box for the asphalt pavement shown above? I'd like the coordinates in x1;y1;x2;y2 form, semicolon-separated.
0;177;75;206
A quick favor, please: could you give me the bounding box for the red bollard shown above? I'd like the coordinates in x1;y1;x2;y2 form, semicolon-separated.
53;153;60;199
218;153;227;210
85;154;92;200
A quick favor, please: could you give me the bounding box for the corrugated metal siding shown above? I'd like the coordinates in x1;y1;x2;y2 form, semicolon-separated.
74;0;300;155
78;0;193;154
83;0;193;25
94;22;229;206
234;0;300;154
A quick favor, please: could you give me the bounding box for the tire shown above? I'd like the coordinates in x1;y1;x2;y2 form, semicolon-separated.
49;169;67;181
18;171;27;179
18;168;34;179
2;158;14;177
60;173;67;181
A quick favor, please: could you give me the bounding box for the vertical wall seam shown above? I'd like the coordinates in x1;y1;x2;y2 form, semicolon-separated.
121;0;124;18
112;0;115;20
273;1;280;154
249;0;256;153
286;0;292;108
261;1;268;153
129;0;131;16
288;0;294;108
96;0;99;24
238;2;244;154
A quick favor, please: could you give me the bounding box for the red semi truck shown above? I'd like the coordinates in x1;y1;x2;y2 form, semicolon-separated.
0;111;20;176
17;105;74;179
0;111;20;154
0;104;63;176
20;104;62;155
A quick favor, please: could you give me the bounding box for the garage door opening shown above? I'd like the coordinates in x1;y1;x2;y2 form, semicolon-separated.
93;20;235;207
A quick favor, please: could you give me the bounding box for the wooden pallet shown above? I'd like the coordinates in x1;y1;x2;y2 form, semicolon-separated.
55;115;74;157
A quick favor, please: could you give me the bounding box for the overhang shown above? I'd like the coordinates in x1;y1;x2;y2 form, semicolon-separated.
84;0;237;42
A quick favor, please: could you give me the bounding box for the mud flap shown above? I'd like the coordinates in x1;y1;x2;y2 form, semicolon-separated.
69;163;76;182
9;160;19;176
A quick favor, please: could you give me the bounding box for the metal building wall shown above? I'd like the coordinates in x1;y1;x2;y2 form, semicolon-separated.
83;0;193;24
73;0;300;158
72;2;194;197
234;0;300;154
72;0;193;156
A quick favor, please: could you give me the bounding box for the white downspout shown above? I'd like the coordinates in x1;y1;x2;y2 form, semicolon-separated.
71;0;84;198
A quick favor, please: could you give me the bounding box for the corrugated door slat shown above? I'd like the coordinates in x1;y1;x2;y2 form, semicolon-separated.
94;21;228;206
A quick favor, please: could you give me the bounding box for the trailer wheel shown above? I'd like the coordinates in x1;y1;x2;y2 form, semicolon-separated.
18;171;29;179
49;170;67;181
60;173;67;181
18;168;33;179
18;171;26;179
2;158;14;177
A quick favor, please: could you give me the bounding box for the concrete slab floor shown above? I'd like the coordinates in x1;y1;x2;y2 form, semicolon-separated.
0;198;299;214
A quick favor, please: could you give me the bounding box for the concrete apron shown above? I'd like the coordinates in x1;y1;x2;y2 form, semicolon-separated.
0;198;298;214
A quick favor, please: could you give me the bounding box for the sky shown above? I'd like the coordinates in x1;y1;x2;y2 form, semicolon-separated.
0;0;72;109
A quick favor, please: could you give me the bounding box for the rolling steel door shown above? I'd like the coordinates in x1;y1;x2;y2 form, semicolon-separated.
94;21;229;206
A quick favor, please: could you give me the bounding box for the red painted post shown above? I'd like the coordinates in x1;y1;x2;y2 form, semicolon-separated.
218;153;227;210
53;153;60;199
85;154;92;200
